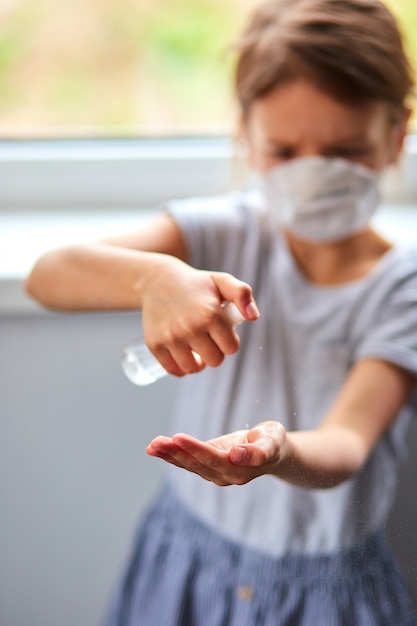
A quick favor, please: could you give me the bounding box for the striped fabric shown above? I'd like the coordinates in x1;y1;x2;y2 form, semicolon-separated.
103;484;416;626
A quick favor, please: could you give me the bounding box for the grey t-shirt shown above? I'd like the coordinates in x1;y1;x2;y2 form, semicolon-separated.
165;191;417;556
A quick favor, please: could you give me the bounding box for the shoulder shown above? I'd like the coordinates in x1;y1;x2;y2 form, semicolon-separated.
353;243;417;362
164;189;274;271
351;245;417;329
389;243;417;267
166;189;268;230
379;244;417;299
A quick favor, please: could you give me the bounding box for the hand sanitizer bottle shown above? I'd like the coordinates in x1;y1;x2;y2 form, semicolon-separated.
121;303;244;386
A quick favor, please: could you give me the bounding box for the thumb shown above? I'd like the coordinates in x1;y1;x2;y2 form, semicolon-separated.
230;422;285;466
212;272;260;322
229;442;273;467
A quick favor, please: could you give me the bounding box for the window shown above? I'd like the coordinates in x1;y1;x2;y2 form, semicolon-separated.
1;0;414;139
387;0;417;131
0;0;260;138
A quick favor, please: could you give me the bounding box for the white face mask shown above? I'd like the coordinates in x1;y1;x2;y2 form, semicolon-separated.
259;156;380;242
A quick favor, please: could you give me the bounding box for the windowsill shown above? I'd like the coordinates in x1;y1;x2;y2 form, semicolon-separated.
1;136;416;314
0;209;154;314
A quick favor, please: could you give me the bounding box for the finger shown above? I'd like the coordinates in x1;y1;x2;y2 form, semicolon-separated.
248;421;286;449
146;436;192;468
152;344;205;377
175;305;241;367
206;429;251;449
151;437;260;487
147;438;198;464
229;424;283;466
147;448;187;469
172;433;229;468
211;273;260;321
207;322;241;357
146;438;182;461
147;440;197;469
154;443;227;484
228;443;269;466
147;346;187;377
168;344;207;374
188;333;227;368
148;435;218;472
188;308;241;362
147;435;175;450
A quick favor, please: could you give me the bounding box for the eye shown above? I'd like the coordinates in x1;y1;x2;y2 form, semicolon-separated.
268;146;296;161
331;147;369;159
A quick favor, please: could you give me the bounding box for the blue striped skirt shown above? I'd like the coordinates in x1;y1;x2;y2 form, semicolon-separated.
103;483;416;626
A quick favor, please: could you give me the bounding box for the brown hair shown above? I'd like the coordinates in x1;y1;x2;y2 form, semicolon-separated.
234;0;415;122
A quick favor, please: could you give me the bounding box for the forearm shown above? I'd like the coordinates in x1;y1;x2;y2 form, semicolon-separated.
273;360;415;490
148;362;413;487
25;243;172;311
274;425;369;489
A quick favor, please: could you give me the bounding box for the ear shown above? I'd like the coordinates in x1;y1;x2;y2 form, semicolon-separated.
387;108;411;165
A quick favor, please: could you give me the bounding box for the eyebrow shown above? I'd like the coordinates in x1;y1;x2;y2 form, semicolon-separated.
265;136;372;148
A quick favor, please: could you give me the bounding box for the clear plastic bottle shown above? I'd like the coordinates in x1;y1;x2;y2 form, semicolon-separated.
121;303;245;386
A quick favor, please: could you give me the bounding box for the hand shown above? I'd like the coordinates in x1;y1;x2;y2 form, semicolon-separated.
140;256;259;377
146;421;287;486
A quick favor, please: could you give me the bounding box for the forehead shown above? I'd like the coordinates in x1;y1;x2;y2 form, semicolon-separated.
247;80;388;144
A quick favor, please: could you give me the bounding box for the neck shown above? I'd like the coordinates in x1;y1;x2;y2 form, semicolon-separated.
284;228;392;285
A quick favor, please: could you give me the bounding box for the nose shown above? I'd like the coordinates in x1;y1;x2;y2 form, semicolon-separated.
297;145;323;158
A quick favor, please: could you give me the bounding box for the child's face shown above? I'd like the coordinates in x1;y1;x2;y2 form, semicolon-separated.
243;79;408;173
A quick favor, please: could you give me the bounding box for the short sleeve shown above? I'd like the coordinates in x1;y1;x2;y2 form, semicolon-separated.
166;192;262;273
354;249;417;378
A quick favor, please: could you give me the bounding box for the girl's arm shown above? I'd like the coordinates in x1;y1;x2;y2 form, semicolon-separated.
274;357;415;488
147;358;415;487
25;213;190;311
25;213;259;377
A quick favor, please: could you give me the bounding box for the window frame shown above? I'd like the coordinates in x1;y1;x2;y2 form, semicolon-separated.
0;136;241;212
1;134;416;212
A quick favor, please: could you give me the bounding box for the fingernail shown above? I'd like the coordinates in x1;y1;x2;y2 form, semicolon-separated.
233;447;248;464
246;301;260;319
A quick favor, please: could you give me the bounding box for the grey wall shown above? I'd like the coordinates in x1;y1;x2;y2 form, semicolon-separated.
1;309;177;626
1;303;417;626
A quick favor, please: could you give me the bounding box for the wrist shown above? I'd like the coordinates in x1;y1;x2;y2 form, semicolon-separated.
133;252;180;308
269;430;295;479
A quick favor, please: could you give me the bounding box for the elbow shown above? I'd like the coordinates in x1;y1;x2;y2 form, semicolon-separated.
313;426;370;489
25;267;49;308
279;462;363;490
25;265;40;301
25;266;39;298
316;466;363;490
292;450;367;490
25;243;80;309
317;454;367;490
24;255;59;309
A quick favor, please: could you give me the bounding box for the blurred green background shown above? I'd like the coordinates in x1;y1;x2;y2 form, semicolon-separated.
0;0;415;137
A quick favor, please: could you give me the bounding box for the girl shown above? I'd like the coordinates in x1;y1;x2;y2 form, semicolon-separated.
26;0;417;624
